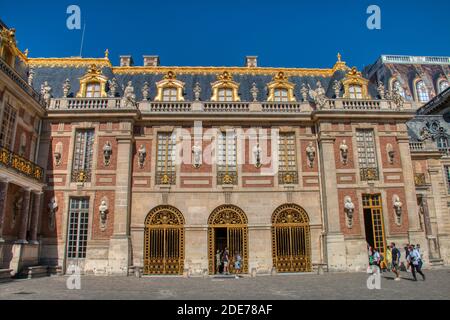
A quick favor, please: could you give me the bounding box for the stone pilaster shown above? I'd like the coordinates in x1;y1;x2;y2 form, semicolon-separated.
16;189;31;244
108;133;133;275
319;135;347;271
29;191;43;244
0;180;9;242
397;137;426;251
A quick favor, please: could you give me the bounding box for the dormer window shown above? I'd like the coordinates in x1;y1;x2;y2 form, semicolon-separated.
210;71;240;102
218;88;234;102
342;67;370;99
274;88;289;102
162;87;178;101
267;72;296;102
392;80;406;98
86;82;101;98
438;80;449;93
416;80;429;103
154;71;185;102
76;65;108;98
348;85;362;99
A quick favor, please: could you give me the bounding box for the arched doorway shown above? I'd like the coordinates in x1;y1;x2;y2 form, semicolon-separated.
272;204;312;272
143;205;185;275
208;205;248;275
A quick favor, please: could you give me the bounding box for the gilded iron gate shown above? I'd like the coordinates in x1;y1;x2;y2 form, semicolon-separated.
208;205;248;275
272;204;311;272
144;205;185;275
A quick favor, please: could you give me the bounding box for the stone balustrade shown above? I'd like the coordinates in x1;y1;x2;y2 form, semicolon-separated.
49;98;135;110
47;97;409;113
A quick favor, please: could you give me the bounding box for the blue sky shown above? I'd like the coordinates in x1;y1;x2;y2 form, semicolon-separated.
2;0;449;69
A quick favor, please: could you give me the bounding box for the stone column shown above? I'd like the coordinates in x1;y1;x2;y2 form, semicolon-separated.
29;191;43;244
0;180;9;242
16;189;31;244
108;131;133;275
318;135;347;270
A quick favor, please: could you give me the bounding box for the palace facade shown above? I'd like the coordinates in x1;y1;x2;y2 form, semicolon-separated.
0;22;449;278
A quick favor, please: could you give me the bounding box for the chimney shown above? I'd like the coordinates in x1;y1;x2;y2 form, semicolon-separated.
245;56;258;68
120;55;133;67
143;55;160;67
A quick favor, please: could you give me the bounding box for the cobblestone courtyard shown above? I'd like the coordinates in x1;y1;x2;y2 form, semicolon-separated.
1;269;449;300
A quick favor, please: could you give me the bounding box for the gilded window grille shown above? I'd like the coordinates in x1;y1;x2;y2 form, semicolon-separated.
278;133;298;184
217;131;237;185
271;204;311;273
156;132;176;185
143;205;185;275
207;205;248;275
362;194;387;255
71;130;95;182
414;173;427;186
356;129;379;181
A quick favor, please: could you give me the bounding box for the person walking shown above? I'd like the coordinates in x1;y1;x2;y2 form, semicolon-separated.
390;242;401;281
407;245;425;281
385;246;392;272
215;249;222;274
234;252;242;278
222;248;230;275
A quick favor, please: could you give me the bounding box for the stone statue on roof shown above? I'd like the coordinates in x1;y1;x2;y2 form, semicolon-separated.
122;81;136;107
308;81;326;108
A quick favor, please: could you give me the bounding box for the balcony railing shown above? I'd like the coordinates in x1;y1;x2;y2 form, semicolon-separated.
204;102;250;112
49;98;135;110
0;145;44;183
381;55;450;65
47;97;409;113
0;58;46;108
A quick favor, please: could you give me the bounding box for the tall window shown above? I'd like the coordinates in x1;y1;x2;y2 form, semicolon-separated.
445;166;450;194
217;131;237;185
392;80;406;98
439;80;449;93
274;88;289;102
438;136;449;149
162;87;178;101
218;88;233;102
416;81;429;102
278;132;298;184
156;132;176;185
0;104;17;149
67;198;89;259
349;85;363;99
72;130;95;182
356;129;379;181
86;82;101;98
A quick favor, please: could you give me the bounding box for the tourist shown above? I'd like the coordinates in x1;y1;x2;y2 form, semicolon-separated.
216;249;222;274
404;244;411;272
385;246;392;272
234;252;242;278
372;248;381;272
407;245;426;281
390;242;401;281
223;248;230;275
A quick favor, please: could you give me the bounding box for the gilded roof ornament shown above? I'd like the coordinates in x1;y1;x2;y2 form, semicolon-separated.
164;70;177;80
332;52;349;73
104;49;109;59
273;71;288;82
218;71;233;82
